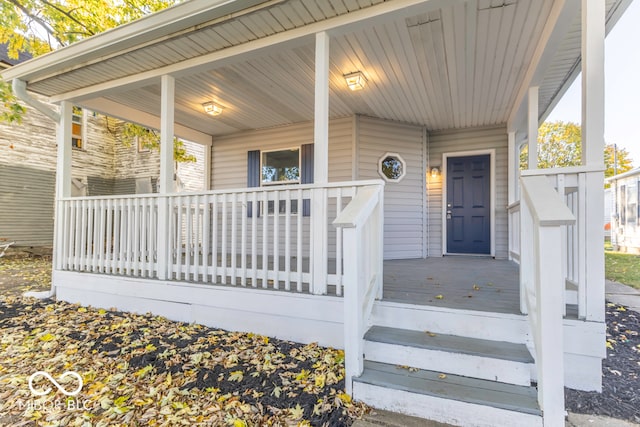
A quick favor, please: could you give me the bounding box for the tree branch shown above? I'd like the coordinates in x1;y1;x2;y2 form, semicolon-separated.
6;0;66;46
40;0;96;36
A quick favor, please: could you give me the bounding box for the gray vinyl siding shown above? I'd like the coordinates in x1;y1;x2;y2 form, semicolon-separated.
427;126;509;258
357;116;426;260
211;117;354;188
0;164;55;246
1;96;204;247
211;117;353;259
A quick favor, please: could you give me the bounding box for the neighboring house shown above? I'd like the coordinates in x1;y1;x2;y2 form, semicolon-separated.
0;44;205;247
605;187;612;238
1;0;627;425
608;167;640;253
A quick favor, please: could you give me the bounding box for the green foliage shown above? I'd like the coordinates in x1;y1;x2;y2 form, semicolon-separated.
106;119;196;163
0;80;26;123
0;0;181;58
520;121;635;184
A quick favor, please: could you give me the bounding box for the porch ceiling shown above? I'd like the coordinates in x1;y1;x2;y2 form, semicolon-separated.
1;0;630;138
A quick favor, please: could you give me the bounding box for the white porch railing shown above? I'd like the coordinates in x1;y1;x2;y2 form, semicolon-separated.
56;195;160;277
333;184;385;395
520;175;575;426
56;180;384;296
514;166;604;320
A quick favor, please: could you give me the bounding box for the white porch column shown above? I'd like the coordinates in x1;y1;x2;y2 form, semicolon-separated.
53;101;73;271
157;75;175;280
508;132;517;204
56;102;73;198
312;31;330;295
582;0;606;322
203;142;212;191
527;87;539;169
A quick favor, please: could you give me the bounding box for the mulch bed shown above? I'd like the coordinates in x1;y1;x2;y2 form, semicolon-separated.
565;302;640;423
0;297;366;426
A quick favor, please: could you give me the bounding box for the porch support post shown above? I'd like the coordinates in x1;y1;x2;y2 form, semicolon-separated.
157;74;175;280
527;86;539;169
311;31;329;295
508;132;517;204
203;142;212;191
581;0;605;322
53;101;73;271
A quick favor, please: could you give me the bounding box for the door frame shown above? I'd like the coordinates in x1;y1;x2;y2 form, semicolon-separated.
441;149;496;257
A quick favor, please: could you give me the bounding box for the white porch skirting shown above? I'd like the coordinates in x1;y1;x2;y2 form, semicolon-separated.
53;270;344;348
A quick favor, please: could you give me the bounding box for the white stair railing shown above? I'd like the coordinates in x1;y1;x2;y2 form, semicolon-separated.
332;182;385;395
520;175;575;426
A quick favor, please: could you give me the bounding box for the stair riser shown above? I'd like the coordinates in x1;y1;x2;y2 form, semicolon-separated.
373;302;530;343
353;382;543;427
364;341;533;386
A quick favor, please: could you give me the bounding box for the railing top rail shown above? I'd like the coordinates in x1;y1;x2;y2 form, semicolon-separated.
58;179;386;202
521;176;575;227
332;185;384;228
520;164;605;177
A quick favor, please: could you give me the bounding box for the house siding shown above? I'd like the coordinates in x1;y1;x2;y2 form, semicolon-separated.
210;117;353;259
0;100;203;246
427;126;509;258
357;116;426;260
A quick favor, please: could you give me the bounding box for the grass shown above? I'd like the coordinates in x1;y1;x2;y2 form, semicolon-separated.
605;243;640;290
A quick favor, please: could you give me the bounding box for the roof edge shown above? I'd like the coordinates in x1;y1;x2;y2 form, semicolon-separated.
0;0;269;83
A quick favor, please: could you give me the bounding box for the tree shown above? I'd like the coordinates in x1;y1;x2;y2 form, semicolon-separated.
520;121;634;183
0;0;192;161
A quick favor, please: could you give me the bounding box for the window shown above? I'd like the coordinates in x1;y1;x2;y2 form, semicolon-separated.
378;152;406;182
261;148;300;185
72;106;84;149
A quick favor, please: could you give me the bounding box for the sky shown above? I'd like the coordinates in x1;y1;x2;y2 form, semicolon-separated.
546;0;640;167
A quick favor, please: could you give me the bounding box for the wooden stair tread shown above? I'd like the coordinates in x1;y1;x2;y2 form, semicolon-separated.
364;326;534;363
355;361;541;416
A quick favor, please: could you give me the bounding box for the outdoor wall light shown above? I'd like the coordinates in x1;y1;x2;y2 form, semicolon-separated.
344;71;367;91
430;167;440;178
202;101;223;116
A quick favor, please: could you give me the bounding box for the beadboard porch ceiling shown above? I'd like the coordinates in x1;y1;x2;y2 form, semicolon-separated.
2;0;630;138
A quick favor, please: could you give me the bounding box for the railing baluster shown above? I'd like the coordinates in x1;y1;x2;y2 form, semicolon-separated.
194;195;201;282
176;196;183;281
335;188;343;296
251;191;258;288
221;195;228;284
132;198;140;277
296;188;303;293
284;189;291;291
202;194;211;283
212;195;219;283
185;195;193;281
80;199;88;271
231;194;237;286
262;191;268;289
273;190;280;290
241;192;247;286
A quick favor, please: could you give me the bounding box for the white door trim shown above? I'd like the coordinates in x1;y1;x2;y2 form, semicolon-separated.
442;149;496;257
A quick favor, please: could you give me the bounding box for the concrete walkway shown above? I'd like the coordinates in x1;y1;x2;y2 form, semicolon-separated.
606;280;640;313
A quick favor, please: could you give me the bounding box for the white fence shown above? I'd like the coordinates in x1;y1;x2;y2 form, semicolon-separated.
333;185;385;395
520;175;575;426
56;180;384;296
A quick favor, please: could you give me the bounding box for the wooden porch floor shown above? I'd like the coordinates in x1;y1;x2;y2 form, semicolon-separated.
383;257;521;315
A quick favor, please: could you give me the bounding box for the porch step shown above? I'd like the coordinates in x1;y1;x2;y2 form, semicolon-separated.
364;326;534;386
353;361;542;427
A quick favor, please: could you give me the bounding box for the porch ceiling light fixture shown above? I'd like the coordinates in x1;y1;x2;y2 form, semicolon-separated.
202;101;223;116
431;167;440;178
344;71;367;91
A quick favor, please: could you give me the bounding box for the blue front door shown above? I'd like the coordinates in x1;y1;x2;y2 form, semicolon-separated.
446;155;491;254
